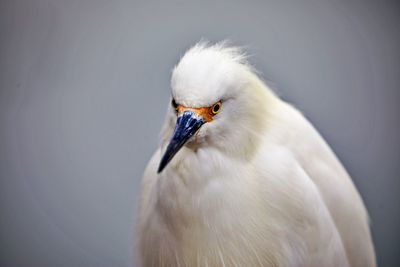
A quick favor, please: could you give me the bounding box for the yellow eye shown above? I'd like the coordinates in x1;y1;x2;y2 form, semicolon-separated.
211;101;222;115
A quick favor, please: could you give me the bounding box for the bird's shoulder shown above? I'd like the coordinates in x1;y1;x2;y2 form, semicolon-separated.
249;143;351;267
257;101;376;267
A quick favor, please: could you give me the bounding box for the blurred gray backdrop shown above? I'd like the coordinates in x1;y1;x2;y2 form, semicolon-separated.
1;0;399;266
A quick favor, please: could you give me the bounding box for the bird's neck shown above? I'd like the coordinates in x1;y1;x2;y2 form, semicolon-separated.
155;145;254;234
156;75;281;208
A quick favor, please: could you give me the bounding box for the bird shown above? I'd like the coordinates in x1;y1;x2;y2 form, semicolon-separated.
137;41;376;267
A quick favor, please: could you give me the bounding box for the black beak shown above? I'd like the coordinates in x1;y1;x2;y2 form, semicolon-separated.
158;111;205;173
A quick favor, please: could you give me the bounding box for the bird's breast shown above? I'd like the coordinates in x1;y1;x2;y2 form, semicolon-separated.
147;156;281;267
154;147;256;230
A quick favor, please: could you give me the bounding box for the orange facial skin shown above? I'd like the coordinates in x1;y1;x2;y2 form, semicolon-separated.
176;105;215;122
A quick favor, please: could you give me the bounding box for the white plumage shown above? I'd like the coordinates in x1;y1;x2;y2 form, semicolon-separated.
137;42;376;267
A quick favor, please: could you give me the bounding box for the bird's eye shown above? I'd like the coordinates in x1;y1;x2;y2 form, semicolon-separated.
211;101;222;115
171;98;178;110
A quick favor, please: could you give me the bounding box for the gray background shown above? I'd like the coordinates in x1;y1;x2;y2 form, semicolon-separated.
0;0;399;266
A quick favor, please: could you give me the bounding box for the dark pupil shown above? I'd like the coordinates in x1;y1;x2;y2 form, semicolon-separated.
213;104;220;112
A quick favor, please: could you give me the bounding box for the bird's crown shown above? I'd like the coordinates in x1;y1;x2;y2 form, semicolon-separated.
171;41;255;108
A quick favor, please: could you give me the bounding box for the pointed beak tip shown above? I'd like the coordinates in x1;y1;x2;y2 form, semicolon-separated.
157;111;205;174
157;163;164;174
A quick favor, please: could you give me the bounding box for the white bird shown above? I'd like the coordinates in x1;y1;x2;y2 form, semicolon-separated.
137;42;376;267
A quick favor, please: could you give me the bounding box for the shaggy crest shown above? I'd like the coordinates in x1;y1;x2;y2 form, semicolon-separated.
182;40;251;68
171;40;258;107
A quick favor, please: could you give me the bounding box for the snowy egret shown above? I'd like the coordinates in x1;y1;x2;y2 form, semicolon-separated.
137;42;376;267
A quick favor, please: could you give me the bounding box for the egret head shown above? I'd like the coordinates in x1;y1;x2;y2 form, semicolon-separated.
158;42;275;173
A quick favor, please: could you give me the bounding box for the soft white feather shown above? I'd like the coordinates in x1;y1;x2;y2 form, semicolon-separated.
137;42;376;267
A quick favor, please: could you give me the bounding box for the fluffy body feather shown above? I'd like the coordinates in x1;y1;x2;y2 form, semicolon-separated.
137;42;376;267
